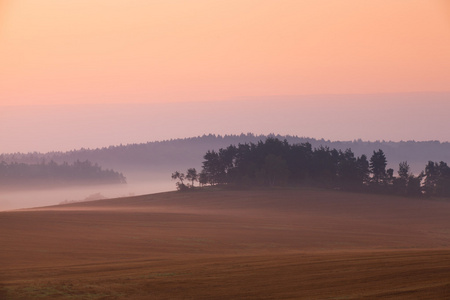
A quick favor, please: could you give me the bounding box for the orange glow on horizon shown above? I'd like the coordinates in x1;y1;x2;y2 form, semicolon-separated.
0;0;449;105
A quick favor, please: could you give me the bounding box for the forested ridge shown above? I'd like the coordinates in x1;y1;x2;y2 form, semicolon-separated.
0;160;126;189
176;138;450;197
1;134;449;175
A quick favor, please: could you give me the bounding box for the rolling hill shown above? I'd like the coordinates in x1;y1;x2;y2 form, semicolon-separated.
2;188;450;299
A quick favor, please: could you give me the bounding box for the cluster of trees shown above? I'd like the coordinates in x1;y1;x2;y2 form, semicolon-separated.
171;168;199;191
0;160;126;189
174;138;450;197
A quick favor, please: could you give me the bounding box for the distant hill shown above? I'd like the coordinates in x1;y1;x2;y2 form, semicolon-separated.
1;134;449;176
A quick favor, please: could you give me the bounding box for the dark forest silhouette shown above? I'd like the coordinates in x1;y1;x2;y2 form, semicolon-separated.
174;138;450;198
0;160;126;190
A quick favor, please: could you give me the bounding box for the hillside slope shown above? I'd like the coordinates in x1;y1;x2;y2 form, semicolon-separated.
2;188;450;299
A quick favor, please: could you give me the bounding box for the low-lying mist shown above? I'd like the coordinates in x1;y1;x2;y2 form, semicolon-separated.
0;172;174;211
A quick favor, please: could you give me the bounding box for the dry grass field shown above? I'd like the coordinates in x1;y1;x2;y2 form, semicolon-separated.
2;188;450;299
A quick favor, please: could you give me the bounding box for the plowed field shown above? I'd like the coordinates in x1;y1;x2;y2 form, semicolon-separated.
2;188;450;299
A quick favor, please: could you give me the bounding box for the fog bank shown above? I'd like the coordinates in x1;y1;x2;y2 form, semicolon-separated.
0;175;174;211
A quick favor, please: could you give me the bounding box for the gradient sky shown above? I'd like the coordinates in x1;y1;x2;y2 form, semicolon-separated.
1;0;450;105
1;1;450;152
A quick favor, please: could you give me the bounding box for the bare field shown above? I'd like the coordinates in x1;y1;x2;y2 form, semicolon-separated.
2;188;450;299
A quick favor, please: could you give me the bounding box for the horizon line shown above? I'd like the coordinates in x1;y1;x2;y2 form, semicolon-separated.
1;133;448;155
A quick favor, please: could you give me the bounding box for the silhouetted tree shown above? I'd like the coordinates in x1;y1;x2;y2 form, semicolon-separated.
202;150;224;185
356;154;370;186
424;161;439;195
311;146;339;186
171;171;186;190
199;170;209;186
186;168;198;187
438;162;450;197
398;161;410;179
424;161;450;197
393;161;410;194
370;149;387;185
406;172;424;196
337;149;359;188
386;168;395;187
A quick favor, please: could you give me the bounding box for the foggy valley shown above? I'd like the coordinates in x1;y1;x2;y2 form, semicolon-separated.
0;179;172;211
1;133;449;210
2;1;450;298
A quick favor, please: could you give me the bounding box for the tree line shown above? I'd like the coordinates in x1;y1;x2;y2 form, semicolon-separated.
0;160;126;189
2;134;449;175
173;138;450;197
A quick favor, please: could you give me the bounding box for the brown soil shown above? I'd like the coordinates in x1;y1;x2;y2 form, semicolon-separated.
2;188;450;299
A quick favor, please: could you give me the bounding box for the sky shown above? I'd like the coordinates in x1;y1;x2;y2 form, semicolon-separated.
1;0;450;152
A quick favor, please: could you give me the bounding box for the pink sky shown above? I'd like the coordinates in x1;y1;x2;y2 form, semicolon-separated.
1;0;449;105
0;1;449;152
